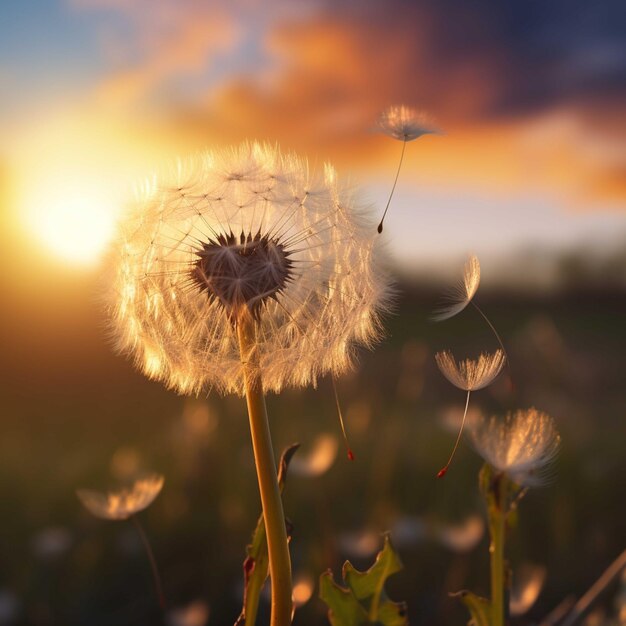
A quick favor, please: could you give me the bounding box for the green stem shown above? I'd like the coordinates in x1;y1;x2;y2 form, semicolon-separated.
237;314;293;626
489;478;506;626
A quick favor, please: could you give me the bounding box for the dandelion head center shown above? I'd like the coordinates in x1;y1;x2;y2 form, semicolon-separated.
190;230;293;318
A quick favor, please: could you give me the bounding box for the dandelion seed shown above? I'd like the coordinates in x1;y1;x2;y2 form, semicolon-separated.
290;434;338;477
435;350;505;393
509;563;547;616
78;474;166;609
432;255;509;368
468;408;560;487
110;142;389;396
432;255;481;322
435;350;505;477
77;474;164;520
376;105;440;233
378;105;440;143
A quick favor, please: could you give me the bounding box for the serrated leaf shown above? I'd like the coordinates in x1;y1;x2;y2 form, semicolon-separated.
451;590;492;626
343;534;403;604
377;600;409;626
235;443;300;626
320;534;408;626
319;570;370;626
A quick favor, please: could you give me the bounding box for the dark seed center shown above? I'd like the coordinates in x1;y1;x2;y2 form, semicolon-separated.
190;231;293;318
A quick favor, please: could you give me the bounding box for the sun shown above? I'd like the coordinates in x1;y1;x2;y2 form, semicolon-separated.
21;177;119;267
8;110;167;269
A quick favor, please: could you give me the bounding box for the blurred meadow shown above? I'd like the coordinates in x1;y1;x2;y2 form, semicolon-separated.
0;1;625;625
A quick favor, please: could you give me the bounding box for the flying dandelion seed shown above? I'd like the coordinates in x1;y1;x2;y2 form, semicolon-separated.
432;255;481;322
468;408;560;487
435;350;505;477
432;255;509;366
78;474;166;609
378;105;440;143
376;105;440;233
111;142;389;396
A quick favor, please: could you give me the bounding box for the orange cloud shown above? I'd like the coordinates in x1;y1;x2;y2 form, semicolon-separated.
76;2;624;209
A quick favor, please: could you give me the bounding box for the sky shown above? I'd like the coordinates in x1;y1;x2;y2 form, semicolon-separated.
1;0;625;280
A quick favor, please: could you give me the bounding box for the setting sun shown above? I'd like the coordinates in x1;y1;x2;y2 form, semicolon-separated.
28;185;117;265
17;171;119;266
9;112;169;268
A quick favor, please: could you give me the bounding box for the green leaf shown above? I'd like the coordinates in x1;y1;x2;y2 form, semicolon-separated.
319;570;370;626
450;590;492;626
319;534;408;626
234;443;300;626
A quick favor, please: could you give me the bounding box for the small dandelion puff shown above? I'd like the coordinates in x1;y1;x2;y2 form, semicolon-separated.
431;254;481;322
378;105;440;143
109;142;390;396
468;408;561;487
376;105;441;233
434;349;505;478
77;474;166;609
77;474;164;520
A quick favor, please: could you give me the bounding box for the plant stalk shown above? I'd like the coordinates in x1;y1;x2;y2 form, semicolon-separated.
237;314;293;626
489;478;506;626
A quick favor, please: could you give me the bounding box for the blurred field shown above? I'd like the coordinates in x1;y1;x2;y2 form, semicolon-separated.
0;275;625;625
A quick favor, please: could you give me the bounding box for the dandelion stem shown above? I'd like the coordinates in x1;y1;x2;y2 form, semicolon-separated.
488;477;507;626
377;140;407;233
131;515;166;611
237;314;293;626
437;390;471;478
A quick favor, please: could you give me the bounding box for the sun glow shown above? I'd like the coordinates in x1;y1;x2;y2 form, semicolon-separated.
25;182;118;265
9;109;172;269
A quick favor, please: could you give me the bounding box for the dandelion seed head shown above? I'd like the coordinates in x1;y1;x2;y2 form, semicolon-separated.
432;254;481;322
435;349;505;391
378;105;440;142
468;408;560;487
110;142;390;396
77;474;164;520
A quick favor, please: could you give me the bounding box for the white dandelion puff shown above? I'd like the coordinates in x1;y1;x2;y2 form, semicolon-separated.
77;474;164;521
109;142;390;397
109;143;391;622
434;349;505;477
376;105;441;233
468;408;560;487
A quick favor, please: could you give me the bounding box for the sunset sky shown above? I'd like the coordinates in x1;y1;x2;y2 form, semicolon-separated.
0;8;625;622
1;0;625;278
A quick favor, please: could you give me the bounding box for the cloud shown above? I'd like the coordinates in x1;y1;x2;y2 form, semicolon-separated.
71;0;241;107
73;0;625;207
